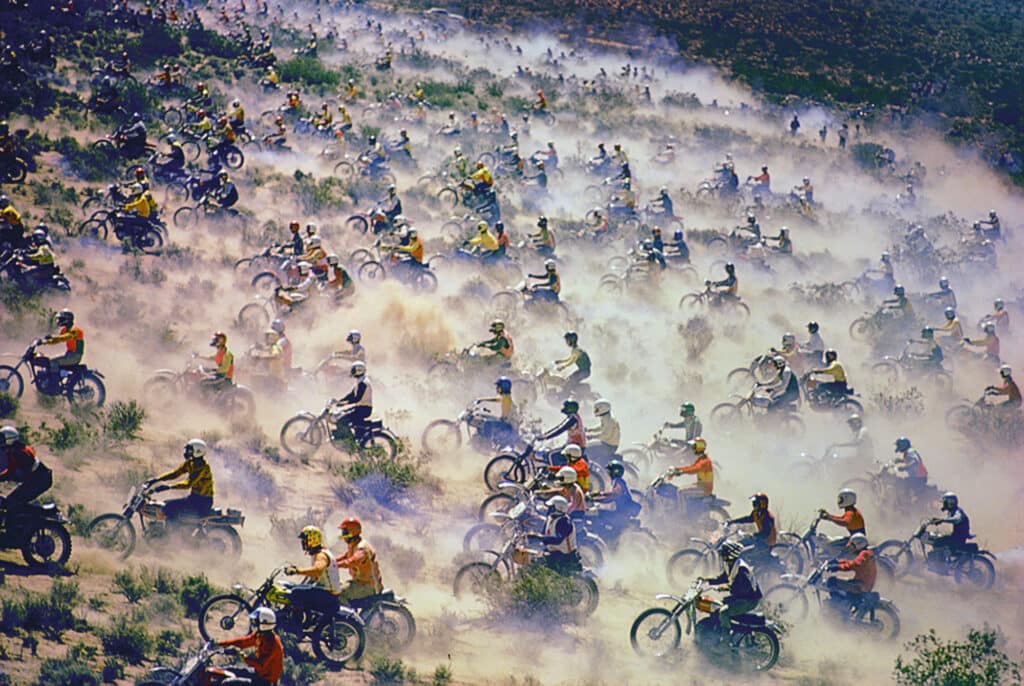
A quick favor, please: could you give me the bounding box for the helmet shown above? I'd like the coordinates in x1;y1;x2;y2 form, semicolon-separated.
55;309;75;327
939;276;949;289
659;186;668;195
746;213;756;224
848;533;869;552
548;141;556;149
217;116;227;126
546;495;570;514
652;227;662;235
275;115;283;124
761;165;768;172
454;147;462;157
846;414;862;428
298;525;323;551
719;540;744;564
771;355;786;369
132;112;143;123
680;402;695;417
984;322;995;334
0;426;20;447
894;284;905;297
881;252;890;262
594;398;611;416
475;161;484;170
994;298;1004;311
325;254;339;266
0;195;9;209
34;224;49;235
31;229;47;245
218;170;229;180
688;437;706;454
941;492;958;512
210;331;227;347
555;466;577;485
999;365;1012;378
561;399;579;415
134;167;146;179
306;236;321;248
563;331;578;346
943;307;956;320
306;224;318;236
751;492;768;510
129;183;143;194
725;262;735;274
197;81;206;90
477;221;489;234
545;259;556;272
271;319;285;334
673;230;683;241
837;488;857;508
824;349;838;363
894;437;911;452
339;517;362;541
387;184;396;196
781;332;795;347
563;444;583;460
807;321;819;333
346;330;362;344
802;176;810;184
297;261;312;275
779;227;789;237
510;131;518;140
537;216;548;228
264;328;279;343
607;460;625;478
184;438;207;461
368;135;377;145
920;327;933;339
989;209;997;220
495;376;512;394
494;221;504;233
350;361;366;377
489;320;505;334
407;228;418;239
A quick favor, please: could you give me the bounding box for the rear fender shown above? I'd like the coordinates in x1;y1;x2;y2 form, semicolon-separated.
980;550;997;560
878;598;899;613
333;605;365;626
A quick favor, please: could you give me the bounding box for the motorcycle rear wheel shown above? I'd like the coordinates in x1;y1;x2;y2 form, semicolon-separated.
21;523;72;567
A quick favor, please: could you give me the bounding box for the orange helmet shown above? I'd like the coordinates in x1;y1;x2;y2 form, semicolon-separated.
751;492;769;510
289;221;300;232
134;167;146;179
339;517;362;541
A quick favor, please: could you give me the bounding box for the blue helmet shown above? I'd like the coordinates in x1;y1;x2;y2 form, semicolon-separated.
495;377;512;394
673;230;683;241
895;437;911;452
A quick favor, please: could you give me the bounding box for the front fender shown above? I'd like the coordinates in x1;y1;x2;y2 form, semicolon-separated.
294;410;319;421
654;593;686;604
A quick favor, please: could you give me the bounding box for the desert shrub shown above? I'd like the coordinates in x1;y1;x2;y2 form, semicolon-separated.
894;627;1022;686
418;79;474;108
187;27;243;58
99;617;153;665
685;227;723;246
279;632;327;686
29;180;78;207
125;23;182;65
661;91;702;109
486;563;577;622
851;142;887;170
34;657;99;686
372;536;426;582
335;454;424;508
38;415;98;453
102;400;146;443
178;574;217;618
269;508;328;548
0;392;18;419
1;579;81;640
113;569;151;604
100;658;124;683
290;171;350;213
156;629;186;656
53;137;116;182
369;655;416;684
65;503;96;536
117;80;156;119
871;387;925;417
432;664;453;686
679;316;714;362
278;56;340;89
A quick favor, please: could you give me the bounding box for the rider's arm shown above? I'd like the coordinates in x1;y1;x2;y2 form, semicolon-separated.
153;462;188;485
293;550;329;578
538;516;572;546
43;330;74;345
728;513;755;525
337;546;367;568
539;416;572;441
219;633;258;649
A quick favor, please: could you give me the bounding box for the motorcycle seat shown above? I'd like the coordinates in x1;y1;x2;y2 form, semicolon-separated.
732;613;766;626
362;419;384;431
960;542;979;553
857;592;880;609
347;589;395;609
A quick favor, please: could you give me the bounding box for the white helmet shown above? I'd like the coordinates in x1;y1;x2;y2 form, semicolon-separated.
350;361;366;377
347;330;362;344
249;606;276;632
231;98;241;108
0;425;20;446
555;466;577;485
594;398;611;416
563;444;583;460
837;488;857;508
848;533;869;552
185;438;207;460
544;259;556;271
297;261;312;275
546;495;570;513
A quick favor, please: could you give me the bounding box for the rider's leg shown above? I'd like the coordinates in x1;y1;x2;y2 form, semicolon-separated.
336;579;377;604
715;596;759;639
0;463;53;529
162;494;213;522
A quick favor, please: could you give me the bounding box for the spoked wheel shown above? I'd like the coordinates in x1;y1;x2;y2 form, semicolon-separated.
944;404;975;433
477;493;515;521
953;554;996;590
85;514;137;559
312;614;366;668
452;561;502;600
874;541;914;578
333;160;355;178
251;271;282;296
761;583;809;622
0;365;25;398
734;627;781;671
223;146;244;169
483;456;526;491
198;595;251;643
666;548;717;586
629;608;681;657
490;290;520;319
678;292;705;310
237;303;270;332
365;603;416;652
279;416;324;457
357;431;398;460
421;419;462;454
437;187;459;208
860;604;900;639
462;523;503;552
709;402;742;430
173;206;197;229
346;215;369;233
567;575;600;616
66;372;106;409
203;526;243;560
134;228;165;254
357;260;386;283
870;361;900;387
21;524;72;567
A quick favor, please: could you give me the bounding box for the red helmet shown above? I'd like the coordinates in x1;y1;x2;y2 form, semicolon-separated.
751;492;769;510
218;116;227;125
197;109;206;117
197;81;206;91
339;517;362;541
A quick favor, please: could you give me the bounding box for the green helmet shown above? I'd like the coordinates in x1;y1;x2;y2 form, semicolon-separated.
680;402;695;417
561;399;579;415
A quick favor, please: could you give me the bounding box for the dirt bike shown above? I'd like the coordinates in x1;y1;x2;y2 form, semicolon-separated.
0;253;72;294
278;400;399;461
333;154;396;187
869;345;953;391
420;401;536;455
630;578;781;671
945;395;1021;436
197;566;369;666
848;307;918;343
0;497;72;567
92;133;156;161
800;373;865;414
490;281;577;328
86;482;244;560
709;387;805;437
840;463;942;519
618;430;692;473
482;441;608;494
762;559;900;639
453;510;599;616
771;514;895;587
641;470;731;537
352;238;439;292
143;354;256;421
0;341;104;408
664;524;799;586
75;211;166;254
678;282;751;319
173;193;246;230
874;520;996;590
0;154;28;183
139;641;259;685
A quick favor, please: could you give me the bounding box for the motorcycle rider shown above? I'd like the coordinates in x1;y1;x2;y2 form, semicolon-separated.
826;414;875;462
825;533;876;608
589;460;640;534
0;195;25;247
666;437;713;508
728;493;777;554
893;437;929;503
663;402;703;441
473;377;518;445
538;465;587;515
336;517;384;603
529;216;556;256
927;276;957;310
465;221;499;256
526;495;581;575
117;113;148;156
710;262;738;301
701;540;762;641
249;329;285;390
213;171;239;209
18;230;58;285
145;439;215;522
749;165;770;194
934;307;964;347
286;525;342;616
36;309;84;383
0;426;53;531
585;398;620;467
216;607;284;686
538;398;586;458
927;492;972;563
881;284;914;319
801;321;825;360
333;362;373;434
555;331;591;391
807;349;848;401
766;226;792;254
757;355;800;412
379;185;402;225
907;327;944;370
526;260;560;302
963;322;1000;363
271;319;292;372
975;210;1001;241
200;331;234;391
333;330;366;363
985;365;1021;411
819;488;866;550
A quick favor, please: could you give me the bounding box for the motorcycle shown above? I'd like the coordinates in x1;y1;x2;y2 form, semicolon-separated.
763;559;900;639
771;513;896;587
641;469;732;535
800;372;865;414
630;578;781;671
278;400;399;461
874;519;996;590
420;401;537;455
197;566;368;666
0;252;72;293
0;154;28;184
0;342;104;407
664;524;799;587
143;354;256;421
86;482;244;560
0;497;72;567
140;641;264;685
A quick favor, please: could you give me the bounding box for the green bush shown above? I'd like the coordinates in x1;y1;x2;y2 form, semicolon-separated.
99;617;153;665
851;142;887;170
372;537;426;582
0;392;17;419
65;503;96;537
418;79;474;109
117;80;156;120
53;137;116;182
38;415;98;453
112;569;151;604
488;563;577;622
178;574;216;618
102;400;146;443
1;579;81;640
100;658;124;684
156;629;186;657
894;628;1022;685
278;56;340;89
432;664;453;686
369;655;416;684
187;28;243;58
34;657;99;686
126;24;182;65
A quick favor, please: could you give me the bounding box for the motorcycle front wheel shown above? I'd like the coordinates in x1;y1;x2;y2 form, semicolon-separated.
0;365;25;398
86;513;137;559
311;613;365;668
629;607;681;657
21;523;72;567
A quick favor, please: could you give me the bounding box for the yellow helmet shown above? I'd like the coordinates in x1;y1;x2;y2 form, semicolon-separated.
477;221;489;233
299;525;322;551
688;437;707;454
